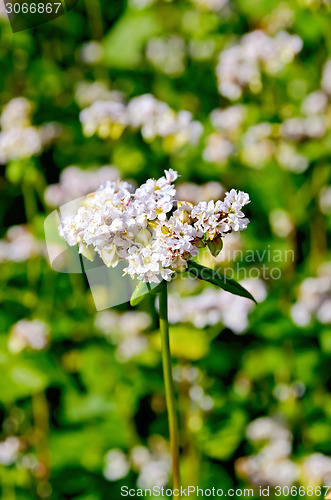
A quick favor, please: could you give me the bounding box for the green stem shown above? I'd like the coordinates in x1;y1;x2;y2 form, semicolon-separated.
159;280;180;493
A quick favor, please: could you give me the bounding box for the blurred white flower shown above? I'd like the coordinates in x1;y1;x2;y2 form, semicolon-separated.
216;30;302;100
146;36;186;77
103;449;130;481
167;279;266;333
0;225;41;263
276;142;309;173
241;123;274;168
302;454;331;485
75;81;124;108
80;41;104;64
269;209;294;238
319;186;331;215
203;133;234;164
0;437;20;465
9;319;49;353
291;269;331;326
301;91;328;115
0;98;60;163
45;165;120;206
210;105;246;131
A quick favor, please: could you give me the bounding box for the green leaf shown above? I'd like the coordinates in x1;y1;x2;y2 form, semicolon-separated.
186;260;257;304
130;280;149;306
130;280;162;306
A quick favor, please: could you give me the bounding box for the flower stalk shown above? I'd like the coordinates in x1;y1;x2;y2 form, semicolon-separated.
159;280;180;492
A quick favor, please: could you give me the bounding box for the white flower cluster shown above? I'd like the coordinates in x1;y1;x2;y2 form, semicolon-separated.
103;437;170;489
237;416;331;488
167;278;266;333
9;319;49;353
291;264;331;327
191;0;228;11
236;417;300;487
59;170;250;283
0;98;60;164
216;30;303;100
0;437;20;466
0;225;42;263
75;81;124;108
146;36;186;77
80;94;203;150
45;165;120;206
95;310;151;361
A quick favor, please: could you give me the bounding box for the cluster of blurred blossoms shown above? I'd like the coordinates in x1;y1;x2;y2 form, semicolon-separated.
9;319;49;354
291;263;331;327
95;310;151;361
167;278;266;333
216;30;303;100
236;416;331;487
206;56;331;172
59;169;250;283
0;225;42;263
103;437;170;489
79;93;203;151
0;98;60;163
44;165;120;207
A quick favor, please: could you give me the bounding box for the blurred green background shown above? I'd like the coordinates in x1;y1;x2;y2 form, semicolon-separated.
0;0;331;498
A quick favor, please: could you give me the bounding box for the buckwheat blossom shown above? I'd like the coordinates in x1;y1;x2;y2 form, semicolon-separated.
167;278;266;333
216;30;302;100
290;264;331;327
103;449;130;481
127;94;203;147
236;417;300;487
191;0;228;11
8;319;49;353
0;97;61;163
95;310;151;361
44;165;120;206
0;225;42;263
237;416;331;488
0;437;20;466
104;439;171;489
203;133;234;164
301;91;328;115
269;209;294;238
210;105;246;132
276;142;309;173
58;169;251;284
241;123;274;168
302;454;331;485
146;36;186;77
75;81;124;108
80;93;203;149
281;116;327;140
80;99;128;139
79;40;104;64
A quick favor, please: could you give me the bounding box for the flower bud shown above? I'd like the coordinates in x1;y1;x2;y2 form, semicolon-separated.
101;243;118;268
177;201;194;209
136;228;152;246
179;209;190;224
79;242;95;262
207;237;223;257
82;192;96;208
